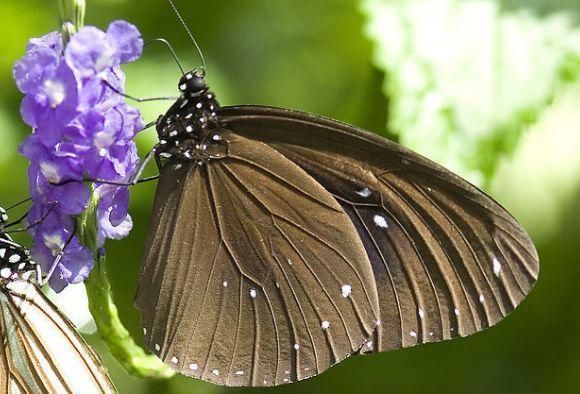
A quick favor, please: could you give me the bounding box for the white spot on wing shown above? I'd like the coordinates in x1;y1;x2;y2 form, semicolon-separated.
418;308;425;319
212;369;219;376
171;356;179;364
189;363;198;371
154;343;160;352
294;343;300;350
454;308;460;316
355;187;372;198
0;268;11;278
479;294;485;303
493;258;502;276
250;289;257;298
341;284;352;298
235;370;244;376
373;214;388;228
321;320;330;330
0;249;5;258
410;330;417;338
223;281;228;287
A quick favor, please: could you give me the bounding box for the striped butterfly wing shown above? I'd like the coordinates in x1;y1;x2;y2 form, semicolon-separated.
0;280;116;393
135;131;380;387
219;105;540;353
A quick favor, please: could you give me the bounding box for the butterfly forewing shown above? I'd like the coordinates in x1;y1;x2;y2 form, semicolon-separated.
219;105;539;352
135;131;380;386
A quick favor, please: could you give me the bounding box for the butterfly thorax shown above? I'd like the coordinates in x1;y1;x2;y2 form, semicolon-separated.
156;71;228;167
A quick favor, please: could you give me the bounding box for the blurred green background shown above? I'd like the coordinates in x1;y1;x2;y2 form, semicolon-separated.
1;0;580;393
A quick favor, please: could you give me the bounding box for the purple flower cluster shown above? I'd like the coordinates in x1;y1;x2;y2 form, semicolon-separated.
14;21;144;292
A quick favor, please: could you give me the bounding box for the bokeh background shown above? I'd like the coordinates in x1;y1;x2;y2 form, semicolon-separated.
1;0;580;393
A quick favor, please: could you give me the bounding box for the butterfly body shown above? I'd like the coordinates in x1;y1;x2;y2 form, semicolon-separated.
135;70;539;387
156;73;226;167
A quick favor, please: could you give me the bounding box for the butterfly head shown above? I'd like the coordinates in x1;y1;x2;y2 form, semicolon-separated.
178;69;207;97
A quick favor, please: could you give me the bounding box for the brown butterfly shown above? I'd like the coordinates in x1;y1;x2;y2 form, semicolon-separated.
132;67;538;387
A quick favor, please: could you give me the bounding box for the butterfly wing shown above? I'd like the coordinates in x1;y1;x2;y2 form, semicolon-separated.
0;280;116;393
219;105;539;353
135;131;380;386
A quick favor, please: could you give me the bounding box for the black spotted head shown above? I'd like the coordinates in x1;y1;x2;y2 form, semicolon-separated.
177;69;207;97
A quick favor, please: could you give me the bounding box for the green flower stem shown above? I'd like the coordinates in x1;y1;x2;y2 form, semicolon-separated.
73;141;174;378
85;252;175;379
57;0;85;44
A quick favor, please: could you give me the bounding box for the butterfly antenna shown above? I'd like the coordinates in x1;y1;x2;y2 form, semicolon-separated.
5;197;32;211
167;0;207;75
145;38;185;75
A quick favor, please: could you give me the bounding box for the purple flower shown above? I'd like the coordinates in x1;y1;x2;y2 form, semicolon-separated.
15;21;144;292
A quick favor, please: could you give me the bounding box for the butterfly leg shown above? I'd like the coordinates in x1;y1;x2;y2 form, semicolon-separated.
5;202;57;233
103;80;178;103
48;121;161;187
40;224;77;286
76;145;161;186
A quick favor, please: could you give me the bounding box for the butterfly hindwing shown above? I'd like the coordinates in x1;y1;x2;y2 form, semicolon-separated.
0;280;116;393
219;105;539;352
135;131;380;386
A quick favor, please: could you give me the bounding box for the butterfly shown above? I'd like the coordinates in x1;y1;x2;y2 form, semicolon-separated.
132;66;539;387
0;205;116;393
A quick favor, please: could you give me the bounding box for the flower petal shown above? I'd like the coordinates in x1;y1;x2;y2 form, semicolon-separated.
65;26;117;77
106;20;143;63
